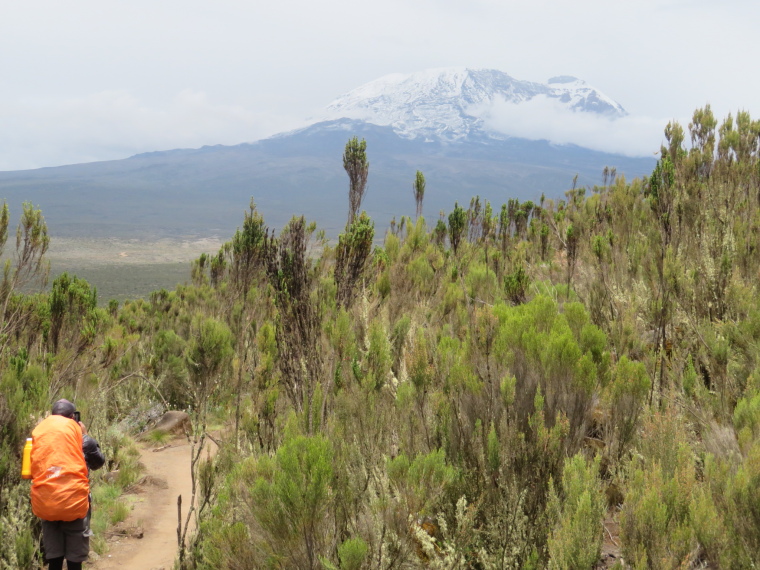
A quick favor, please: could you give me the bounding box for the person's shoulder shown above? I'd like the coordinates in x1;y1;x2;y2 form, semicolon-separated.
31;414;56;436
32;415;81;438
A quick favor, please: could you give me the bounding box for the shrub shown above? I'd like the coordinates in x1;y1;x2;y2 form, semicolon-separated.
387;449;456;516
701;442;760;566
408;254;435;295
619;412;698;568
336;537;369;570
492;295;604;448
605;356;651;459
547;454;605;569
237;432;335;569
504;263;530;304
466;261;498;304
0;484;37;569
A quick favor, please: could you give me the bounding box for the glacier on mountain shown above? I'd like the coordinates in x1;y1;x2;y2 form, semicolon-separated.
318;68;627;143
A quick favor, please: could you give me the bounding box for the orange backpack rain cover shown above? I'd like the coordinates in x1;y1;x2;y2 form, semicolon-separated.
30;415;89;521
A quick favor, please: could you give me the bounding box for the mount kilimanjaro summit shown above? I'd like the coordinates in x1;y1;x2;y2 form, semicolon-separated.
318;68;626;142
0;68;654;238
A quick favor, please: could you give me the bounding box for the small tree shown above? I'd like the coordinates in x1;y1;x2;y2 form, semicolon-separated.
335;211;375;309
413;170;426;218
565;223;579;294
343;137;369;225
179;315;233;567
0;202;50;357
48;272;97;353
230;199;267;301
448;202;467;254
186;316;234;414
263;217;324;430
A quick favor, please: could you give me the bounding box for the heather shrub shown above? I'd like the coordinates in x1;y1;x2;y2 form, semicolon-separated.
364;320;392;390
0;352;49;456
689;483;731;568
0;484;37;570
210;431;334;569
620;412;698;568
604;355;650;459
699;426;760;566
547;454;605;570
733;390;760;453
334;537;369;570
466;261;498;304
151;328;189;408
407;254;435;296
492;295;606;449
387;449;455;516
504;262;530;305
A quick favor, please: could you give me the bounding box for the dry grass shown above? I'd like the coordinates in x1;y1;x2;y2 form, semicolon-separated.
47;236;224;266
42;236;225;302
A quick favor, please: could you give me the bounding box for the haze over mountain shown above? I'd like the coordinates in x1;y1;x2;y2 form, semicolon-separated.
0;68;655;239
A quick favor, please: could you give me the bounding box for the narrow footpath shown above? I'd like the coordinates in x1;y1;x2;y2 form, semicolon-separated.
91;438;204;570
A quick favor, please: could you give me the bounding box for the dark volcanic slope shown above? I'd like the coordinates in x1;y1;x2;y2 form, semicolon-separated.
0;120;655;239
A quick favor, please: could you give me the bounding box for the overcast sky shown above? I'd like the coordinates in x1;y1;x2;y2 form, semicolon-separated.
1;0;758;170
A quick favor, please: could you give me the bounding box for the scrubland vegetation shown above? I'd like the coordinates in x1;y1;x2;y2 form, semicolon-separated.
2;107;760;568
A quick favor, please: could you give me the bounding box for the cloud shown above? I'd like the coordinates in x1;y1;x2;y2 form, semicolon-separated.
2;0;758;170
472;95;678;158
0;90;306;171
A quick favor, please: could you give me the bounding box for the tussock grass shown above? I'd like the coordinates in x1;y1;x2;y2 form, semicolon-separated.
90;430;143;556
145;428;171;447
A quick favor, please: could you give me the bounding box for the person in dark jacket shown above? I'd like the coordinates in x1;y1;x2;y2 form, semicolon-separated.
33;399;105;570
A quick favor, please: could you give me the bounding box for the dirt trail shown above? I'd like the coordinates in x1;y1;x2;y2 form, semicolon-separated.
92;438;214;570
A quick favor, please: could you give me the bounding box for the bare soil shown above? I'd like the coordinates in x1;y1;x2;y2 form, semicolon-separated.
90;437;216;570
598;510;623;569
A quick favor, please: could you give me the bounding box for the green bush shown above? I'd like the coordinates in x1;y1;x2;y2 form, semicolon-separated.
405;253;436;298
387;449;456;516
547;454;605;569
605;356;650;459
504;263;530;304
337;537;369;570
701;442;760;566
491;295;605;448
619;413;698;568
466;261;498;303
230;432;335;568
734;391;760;452
365;321;392;390
0;484;37;570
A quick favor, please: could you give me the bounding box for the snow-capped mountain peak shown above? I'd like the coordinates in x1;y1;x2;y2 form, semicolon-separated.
319;68;626;142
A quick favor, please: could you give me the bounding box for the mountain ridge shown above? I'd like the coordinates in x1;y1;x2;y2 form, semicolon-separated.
0;69;654;239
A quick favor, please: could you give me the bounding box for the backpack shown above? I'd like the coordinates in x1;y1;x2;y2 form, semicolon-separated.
30;415;89;521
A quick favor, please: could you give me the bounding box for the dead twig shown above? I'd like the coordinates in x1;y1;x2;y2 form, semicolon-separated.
603;521;618;546
204;432;221;447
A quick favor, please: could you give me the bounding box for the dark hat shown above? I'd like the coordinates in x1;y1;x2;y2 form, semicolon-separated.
51;399;76;418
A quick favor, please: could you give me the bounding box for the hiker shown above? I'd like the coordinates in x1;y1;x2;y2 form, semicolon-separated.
31;399;105;570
